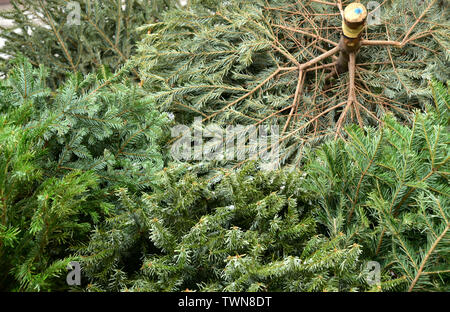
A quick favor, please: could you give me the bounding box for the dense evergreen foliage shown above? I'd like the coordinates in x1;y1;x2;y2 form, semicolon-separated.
135;0;448;166
77;79;448;292
0;0;183;86
0;59;168;290
302;80;449;291
79;164;367;291
0;0;448;292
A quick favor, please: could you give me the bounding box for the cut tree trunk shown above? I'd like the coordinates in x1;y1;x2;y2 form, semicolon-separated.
336;2;367;74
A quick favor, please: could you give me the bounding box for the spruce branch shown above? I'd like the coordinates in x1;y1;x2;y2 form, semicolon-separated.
137;0;447;169
408;224;449;292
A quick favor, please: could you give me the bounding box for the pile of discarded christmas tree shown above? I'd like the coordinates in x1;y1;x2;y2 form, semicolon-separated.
0;0;448;291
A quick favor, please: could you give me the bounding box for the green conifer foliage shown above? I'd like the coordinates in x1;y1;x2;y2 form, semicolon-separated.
78;79;448;292
0;0;183;87
80;163;371;291
0;0;447;293
0;77;100;291
303;79;449;291
3;57;170;192
0;58;169;291
135;0;448;166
